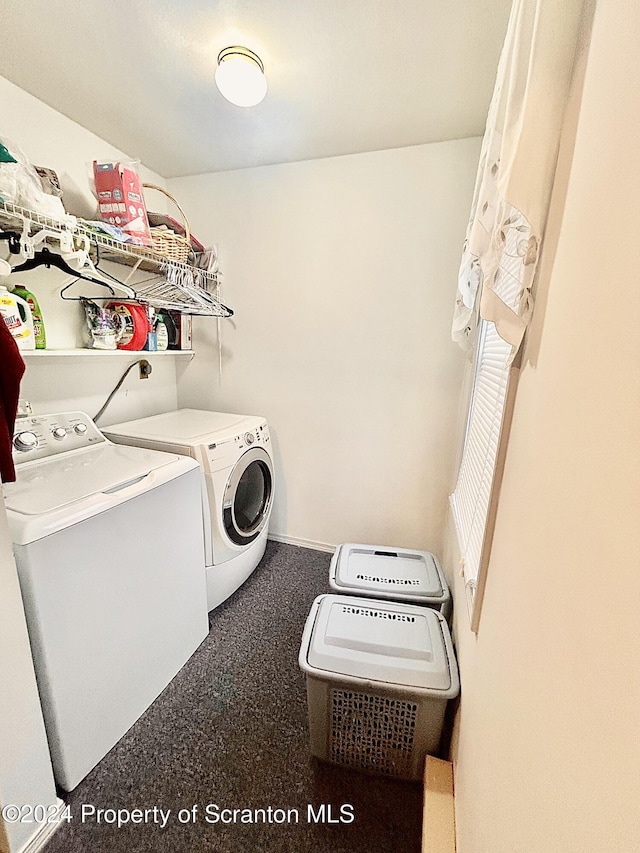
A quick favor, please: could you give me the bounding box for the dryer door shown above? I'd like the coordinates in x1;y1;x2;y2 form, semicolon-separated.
222;447;273;546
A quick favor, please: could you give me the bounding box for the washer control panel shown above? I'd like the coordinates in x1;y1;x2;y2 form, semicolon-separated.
12;412;106;463
234;422;270;452
204;420;270;468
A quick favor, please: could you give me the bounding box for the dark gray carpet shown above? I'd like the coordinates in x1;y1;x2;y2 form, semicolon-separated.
44;541;423;853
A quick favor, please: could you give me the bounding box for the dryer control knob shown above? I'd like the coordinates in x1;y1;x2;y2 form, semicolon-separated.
244;432;255;445
14;431;38;452
52;427;67;440
74;423;88;436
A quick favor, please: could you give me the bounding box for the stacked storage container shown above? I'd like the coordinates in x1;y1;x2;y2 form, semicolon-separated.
299;543;459;780
329;543;451;617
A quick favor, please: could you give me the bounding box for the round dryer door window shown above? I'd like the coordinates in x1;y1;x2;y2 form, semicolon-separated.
223;447;273;546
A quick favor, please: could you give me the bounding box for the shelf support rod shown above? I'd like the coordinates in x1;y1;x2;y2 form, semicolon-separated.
122;257;143;284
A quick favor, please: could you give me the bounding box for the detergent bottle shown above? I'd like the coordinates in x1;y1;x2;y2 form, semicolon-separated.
0;285;35;350
11;284;46;349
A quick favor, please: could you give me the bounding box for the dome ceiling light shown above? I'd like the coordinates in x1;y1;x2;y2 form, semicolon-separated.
215;46;267;108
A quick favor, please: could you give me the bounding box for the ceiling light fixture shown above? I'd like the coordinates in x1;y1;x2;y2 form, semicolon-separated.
215;46;267;108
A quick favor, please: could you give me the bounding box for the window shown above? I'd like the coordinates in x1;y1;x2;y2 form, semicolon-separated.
450;318;516;630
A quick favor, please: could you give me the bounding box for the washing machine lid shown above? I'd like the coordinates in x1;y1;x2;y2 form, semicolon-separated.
105;408;262;446
5;444;197;543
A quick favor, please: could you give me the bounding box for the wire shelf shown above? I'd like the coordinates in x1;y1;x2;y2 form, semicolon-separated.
0;200;231;316
135;262;232;317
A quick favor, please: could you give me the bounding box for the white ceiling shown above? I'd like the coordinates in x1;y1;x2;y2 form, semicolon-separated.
0;1;511;178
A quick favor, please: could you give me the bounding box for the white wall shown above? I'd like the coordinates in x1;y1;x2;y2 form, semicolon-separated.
0;74;179;424
169;139;478;552
0;76;183;851
0;75;165;219
448;3;640;851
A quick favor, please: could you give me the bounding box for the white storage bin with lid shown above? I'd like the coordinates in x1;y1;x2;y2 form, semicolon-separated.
329;543;451;617
298;594;459;781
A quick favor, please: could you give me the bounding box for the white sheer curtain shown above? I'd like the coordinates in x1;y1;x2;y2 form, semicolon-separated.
453;0;586;355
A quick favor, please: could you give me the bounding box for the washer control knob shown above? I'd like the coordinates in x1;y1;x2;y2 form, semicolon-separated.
52;427;67;440
13;431;38;452
244;432;255;445
74;423;88;436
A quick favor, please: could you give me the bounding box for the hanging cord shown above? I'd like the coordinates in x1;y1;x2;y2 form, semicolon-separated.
215;276;222;381
94;359;150;423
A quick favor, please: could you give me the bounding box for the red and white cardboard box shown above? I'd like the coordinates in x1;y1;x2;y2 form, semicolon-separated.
93;161;152;245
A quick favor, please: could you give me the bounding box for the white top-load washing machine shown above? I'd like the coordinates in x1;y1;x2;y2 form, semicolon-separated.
3;412;208;791
104;409;274;612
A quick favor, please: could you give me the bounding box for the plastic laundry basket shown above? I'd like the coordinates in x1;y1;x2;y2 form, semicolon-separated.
329;543;451;618
298;594;459;781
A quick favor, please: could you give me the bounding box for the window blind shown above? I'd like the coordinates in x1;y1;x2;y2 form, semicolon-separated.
450;319;512;605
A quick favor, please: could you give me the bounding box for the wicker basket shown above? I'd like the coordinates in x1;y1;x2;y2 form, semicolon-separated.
143;183;191;262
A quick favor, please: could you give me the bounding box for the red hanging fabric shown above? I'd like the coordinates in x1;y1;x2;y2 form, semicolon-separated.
0;320;26;483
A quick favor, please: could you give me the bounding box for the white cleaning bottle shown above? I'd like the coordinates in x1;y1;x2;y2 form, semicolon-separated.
0;285;35;350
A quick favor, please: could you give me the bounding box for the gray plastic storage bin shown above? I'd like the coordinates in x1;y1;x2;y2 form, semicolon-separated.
329;543;451;618
298;594;459;781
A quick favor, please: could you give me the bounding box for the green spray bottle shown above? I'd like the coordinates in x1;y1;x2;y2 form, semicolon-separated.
11;284;46;349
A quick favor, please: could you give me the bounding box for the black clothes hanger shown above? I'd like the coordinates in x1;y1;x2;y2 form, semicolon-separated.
11;247;136;299
0;231;21;253
12;247;112;285
59;278;117;300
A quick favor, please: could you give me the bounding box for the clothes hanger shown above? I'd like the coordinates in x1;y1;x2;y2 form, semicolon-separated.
59;277;118;301
11;247;136;300
12;247;113;284
0;230;22;254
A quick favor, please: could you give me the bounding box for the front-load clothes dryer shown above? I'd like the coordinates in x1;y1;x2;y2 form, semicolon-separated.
3;412;208;791
104;408;274;611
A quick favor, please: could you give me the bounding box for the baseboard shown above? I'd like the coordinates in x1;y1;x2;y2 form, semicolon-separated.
267;533;335;553
18;799;65;853
422;757;455;853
